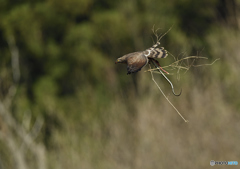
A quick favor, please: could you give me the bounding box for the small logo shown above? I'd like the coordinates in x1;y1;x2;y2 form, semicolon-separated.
228;161;238;165
210;160;215;166
211;160;238;166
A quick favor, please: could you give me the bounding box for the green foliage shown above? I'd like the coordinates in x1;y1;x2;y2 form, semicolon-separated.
0;0;240;168
48;0;93;16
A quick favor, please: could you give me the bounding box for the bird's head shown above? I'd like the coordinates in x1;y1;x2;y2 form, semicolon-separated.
115;55;128;64
115;58;123;64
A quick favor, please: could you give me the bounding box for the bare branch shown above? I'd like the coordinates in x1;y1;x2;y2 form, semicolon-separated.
152;25;173;44
190;58;220;67
0;96;46;169
149;64;188;122
150;59;181;96
145;56;219;74
0;34;46;169
0;131;28;169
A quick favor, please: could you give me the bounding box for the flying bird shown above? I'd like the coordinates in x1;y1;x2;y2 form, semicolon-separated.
115;42;168;75
115;41;181;96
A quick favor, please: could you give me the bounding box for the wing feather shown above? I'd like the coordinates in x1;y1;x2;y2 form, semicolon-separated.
126;52;148;74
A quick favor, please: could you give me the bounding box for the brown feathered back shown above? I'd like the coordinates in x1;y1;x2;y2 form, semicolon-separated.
126;52;148;74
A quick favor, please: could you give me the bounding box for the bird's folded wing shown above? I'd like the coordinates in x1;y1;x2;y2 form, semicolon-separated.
127;53;148;74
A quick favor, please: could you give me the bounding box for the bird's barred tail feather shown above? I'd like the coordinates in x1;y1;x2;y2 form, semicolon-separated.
144;45;168;59
152;47;168;58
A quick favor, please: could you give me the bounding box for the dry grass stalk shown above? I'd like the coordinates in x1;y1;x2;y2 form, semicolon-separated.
149;63;189;123
146;27;220;122
147;55;219;122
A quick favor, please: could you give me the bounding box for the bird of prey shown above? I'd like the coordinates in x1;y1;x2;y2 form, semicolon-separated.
115;41;181;96
115;42;168;75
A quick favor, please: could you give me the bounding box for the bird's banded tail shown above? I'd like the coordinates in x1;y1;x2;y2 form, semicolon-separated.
144;46;168;59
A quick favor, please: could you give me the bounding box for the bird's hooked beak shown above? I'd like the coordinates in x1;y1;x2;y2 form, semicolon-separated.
115;58;120;64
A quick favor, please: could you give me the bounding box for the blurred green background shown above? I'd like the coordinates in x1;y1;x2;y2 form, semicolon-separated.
0;0;240;168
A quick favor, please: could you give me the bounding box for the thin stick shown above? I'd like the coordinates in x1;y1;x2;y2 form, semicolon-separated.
166;56;208;67
152;25;173;42
151;60;181;96
159;26;173;41
191;58;220;67
145;57;219;73
149;64;188;122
